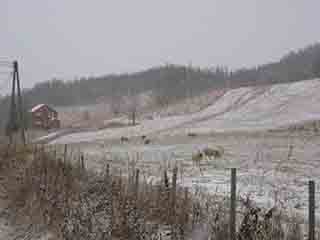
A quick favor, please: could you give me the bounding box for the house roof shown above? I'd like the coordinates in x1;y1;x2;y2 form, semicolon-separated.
30;104;57;113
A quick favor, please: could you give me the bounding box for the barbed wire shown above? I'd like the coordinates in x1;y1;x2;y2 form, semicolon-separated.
0;63;13;94
0;64;13;69
0;74;12;94
0;59;13;69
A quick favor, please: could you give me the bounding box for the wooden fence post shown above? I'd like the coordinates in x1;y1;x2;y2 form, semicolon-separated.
104;163;113;238
309;180;315;240
63;144;68;164
80;154;85;171
230;168;237;240
135;169;140;201
106;164;110;179
171;166;178;240
171;166;178;214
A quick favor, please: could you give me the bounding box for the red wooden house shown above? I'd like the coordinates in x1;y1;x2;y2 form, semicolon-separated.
29;104;60;129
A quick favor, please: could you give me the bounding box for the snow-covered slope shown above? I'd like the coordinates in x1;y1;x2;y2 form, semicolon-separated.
181;79;320;134
50;78;320;144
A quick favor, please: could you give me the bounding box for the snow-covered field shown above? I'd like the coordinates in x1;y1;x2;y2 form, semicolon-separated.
74;131;320;222
44;78;320;221
49;78;320;144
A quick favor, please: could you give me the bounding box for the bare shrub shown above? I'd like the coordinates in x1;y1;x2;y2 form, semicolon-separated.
0;144;311;240
286;219;303;240
82;110;91;121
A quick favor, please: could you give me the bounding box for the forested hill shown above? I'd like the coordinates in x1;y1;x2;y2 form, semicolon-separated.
4;43;320;107
22;43;320;108
22;65;229;107
0;43;320;130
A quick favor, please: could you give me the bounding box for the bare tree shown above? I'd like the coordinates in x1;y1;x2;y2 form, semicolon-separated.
82;110;90;121
154;92;170;108
124;89;139;126
129;98;138;126
110;94;123;116
313;54;320;78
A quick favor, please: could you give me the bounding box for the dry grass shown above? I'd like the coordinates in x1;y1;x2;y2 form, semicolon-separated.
0;143;317;239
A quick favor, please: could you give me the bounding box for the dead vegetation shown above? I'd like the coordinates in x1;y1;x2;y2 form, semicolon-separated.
0;144;317;239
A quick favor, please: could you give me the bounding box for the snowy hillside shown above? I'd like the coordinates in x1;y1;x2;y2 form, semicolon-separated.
50;78;320;144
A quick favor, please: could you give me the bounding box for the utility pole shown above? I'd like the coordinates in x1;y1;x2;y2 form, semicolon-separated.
7;60;26;145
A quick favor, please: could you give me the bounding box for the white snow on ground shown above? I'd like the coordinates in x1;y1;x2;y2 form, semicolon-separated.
81;132;320;221
0;219;12;240
50;78;320;144
43;78;320;222
180;79;320;134
34;130;66;142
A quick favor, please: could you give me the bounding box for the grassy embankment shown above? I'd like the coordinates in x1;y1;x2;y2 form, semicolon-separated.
0;143;310;240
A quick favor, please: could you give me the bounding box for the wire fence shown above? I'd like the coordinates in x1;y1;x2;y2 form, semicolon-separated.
0;59;13;95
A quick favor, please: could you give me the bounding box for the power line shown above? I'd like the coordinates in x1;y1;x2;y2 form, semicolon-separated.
0;64;13;91
0;72;12;92
0;58;12;61
0;64;13;68
0;61;12;64
0;64;13;69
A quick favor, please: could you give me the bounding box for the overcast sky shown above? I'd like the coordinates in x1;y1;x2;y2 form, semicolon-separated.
1;0;319;90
